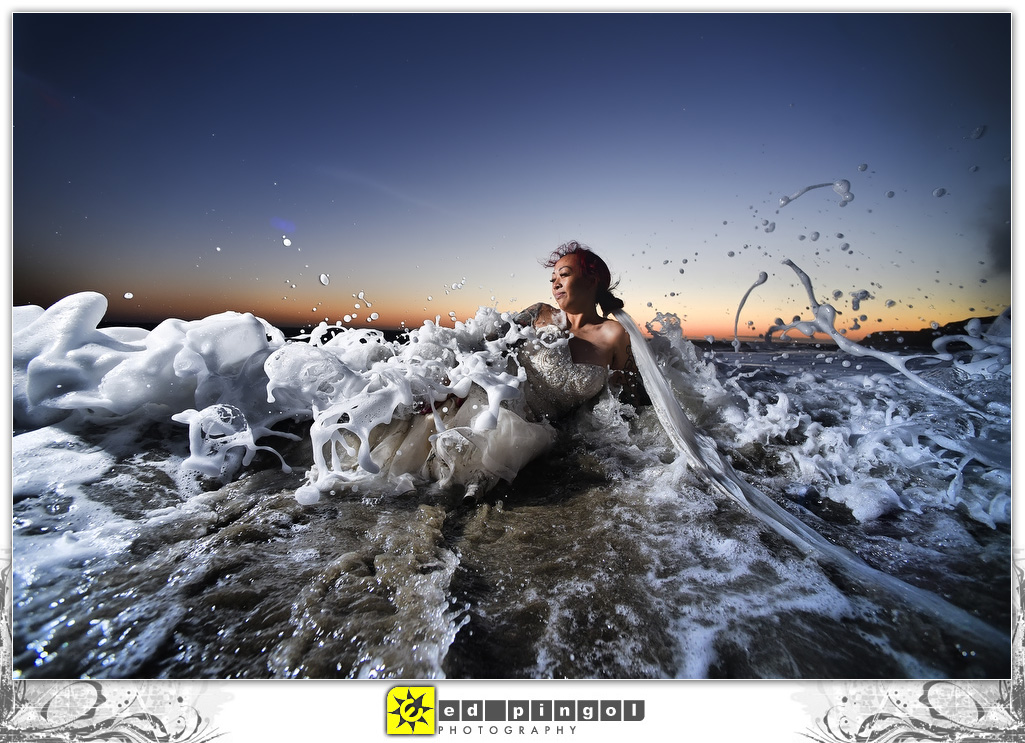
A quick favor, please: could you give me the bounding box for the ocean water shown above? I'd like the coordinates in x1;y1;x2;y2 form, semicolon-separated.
10;281;1012;680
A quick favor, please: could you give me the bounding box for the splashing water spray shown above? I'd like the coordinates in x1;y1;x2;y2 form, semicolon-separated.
612;270;1009;655
732;271;768;351
778;179;854;208
767;260;1004;416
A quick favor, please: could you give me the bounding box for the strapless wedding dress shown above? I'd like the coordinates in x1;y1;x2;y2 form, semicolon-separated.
518;324;609;422
424;324;609;499
354;323;608;500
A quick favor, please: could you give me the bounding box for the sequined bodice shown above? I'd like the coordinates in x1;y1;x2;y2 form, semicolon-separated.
518;325;608;421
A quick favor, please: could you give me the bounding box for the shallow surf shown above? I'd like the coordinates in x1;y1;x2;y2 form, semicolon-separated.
11;289;1011;679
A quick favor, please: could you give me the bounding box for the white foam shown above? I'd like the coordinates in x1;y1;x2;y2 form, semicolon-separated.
13;427;115;499
614;303;1009;656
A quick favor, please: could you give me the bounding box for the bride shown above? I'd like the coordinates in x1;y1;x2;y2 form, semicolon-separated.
513;241;644;423
289;241;646;504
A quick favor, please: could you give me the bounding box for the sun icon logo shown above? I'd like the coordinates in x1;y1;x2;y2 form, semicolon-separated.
386;686;436;735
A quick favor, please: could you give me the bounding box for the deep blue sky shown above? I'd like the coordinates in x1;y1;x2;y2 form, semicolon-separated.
13;12;1012;337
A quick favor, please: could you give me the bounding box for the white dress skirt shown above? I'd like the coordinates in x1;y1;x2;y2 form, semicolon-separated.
346;324;609;497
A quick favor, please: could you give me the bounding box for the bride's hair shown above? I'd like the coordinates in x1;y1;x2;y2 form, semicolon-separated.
544;240;624;317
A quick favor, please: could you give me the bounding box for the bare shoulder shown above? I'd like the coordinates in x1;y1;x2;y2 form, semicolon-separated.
601;316;629;343
602;317;632;370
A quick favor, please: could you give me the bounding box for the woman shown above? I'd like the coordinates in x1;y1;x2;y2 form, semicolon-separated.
292;241;645;504
424;241;646;500
512;241;646;421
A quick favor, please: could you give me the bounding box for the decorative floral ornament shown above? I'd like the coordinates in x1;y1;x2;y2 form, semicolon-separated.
0;552;220;742
804;559;1025;743
2;678;222;743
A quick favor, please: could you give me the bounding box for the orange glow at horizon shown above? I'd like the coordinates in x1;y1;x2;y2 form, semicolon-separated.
21;271;1001;347
88;291;998;348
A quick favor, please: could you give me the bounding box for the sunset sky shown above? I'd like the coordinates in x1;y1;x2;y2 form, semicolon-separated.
13;11;1011;340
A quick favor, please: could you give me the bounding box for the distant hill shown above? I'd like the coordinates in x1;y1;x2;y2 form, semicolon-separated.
698;315;1003;353
859;316;1001;351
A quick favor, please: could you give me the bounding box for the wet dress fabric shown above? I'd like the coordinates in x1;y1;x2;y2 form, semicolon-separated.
355;313;610;493
518;324;609;423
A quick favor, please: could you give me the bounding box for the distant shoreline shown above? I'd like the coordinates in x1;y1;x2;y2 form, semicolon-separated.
698;315;1000;353
96;315;999;354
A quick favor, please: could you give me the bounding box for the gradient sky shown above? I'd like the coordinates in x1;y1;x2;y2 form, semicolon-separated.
12;11;1012;340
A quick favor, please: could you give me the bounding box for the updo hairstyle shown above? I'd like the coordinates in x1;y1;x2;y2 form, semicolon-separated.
544;240;625;318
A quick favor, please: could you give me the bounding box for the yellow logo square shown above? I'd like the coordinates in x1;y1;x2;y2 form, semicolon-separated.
386;686;436;735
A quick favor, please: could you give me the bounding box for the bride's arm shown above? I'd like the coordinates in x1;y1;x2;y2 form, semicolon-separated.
511;302;555;328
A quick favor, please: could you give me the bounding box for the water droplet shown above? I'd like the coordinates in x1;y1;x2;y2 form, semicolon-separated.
319;274;330;285
969;165;979;173
370;312;379;320
885;191;895;198
970;125;987;140
123;292;134;300
932;187;947;198
809;231;820;241
215;246;222;252
857;163;868;172
283;237;292;247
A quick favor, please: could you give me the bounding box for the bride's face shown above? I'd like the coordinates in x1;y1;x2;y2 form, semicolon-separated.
550;254;597;311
